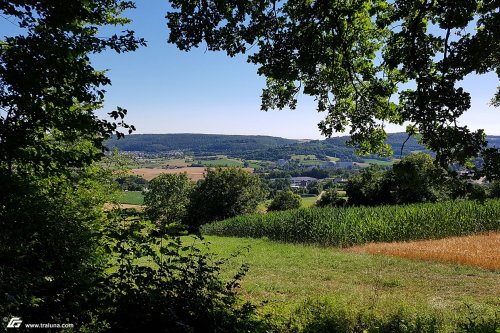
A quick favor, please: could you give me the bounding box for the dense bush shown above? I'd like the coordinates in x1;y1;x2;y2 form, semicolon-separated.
202;200;500;247
489;181;500;198
346;165;393;206
0;168;112;326
86;218;267;333
143;173;193;226
268;191;302;211
265;178;292;198
186;167;267;228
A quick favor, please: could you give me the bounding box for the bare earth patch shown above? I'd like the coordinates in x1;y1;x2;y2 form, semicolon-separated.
346;232;500;270
128;167;253;181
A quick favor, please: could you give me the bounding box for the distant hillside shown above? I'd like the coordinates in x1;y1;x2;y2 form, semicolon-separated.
107;133;500;161
107;133;298;155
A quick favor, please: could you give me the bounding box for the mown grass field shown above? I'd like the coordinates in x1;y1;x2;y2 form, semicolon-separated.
201;236;499;331
300;196;318;207
118;191;144;205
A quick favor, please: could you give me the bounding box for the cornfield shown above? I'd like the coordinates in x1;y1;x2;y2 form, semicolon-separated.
201;200;500;247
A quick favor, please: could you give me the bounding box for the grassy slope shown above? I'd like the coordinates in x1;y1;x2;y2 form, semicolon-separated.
204;236;499;323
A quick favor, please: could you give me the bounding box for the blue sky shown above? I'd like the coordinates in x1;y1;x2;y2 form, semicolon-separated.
3;1;499;139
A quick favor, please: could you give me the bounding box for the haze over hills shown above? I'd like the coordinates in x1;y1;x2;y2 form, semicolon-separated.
107;133;500;161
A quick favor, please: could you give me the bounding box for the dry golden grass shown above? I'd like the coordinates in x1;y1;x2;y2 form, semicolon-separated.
128;167;254;181
103;203;143;211
347;232;500;270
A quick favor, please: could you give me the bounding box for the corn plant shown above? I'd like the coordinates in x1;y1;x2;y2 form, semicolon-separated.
201;200;500;247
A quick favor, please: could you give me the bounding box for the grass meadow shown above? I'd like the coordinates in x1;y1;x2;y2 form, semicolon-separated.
300;195;318;208
199;235;499;331
118;191;144;205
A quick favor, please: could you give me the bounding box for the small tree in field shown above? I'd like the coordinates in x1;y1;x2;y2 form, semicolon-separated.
144;173;193;226
186;167;267;229
268;191;302;211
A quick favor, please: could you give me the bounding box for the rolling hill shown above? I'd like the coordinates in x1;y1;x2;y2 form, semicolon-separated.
107;133;500;161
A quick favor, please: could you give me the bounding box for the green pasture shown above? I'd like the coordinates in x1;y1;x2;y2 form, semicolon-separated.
201;235;499;331
118;191;144;205
300;196;318;208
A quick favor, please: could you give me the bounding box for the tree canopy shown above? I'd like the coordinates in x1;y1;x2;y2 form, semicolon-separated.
186;167;267;227
0;0;144;324
268;190;302;211
167;0;500;172
0;0;145;177
144;173;193;226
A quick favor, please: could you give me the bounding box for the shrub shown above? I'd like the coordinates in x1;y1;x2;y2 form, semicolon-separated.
143;173;193;226
185;167;267;229
268;191;302;211
88;218;267;332
0;169;111;326
284;298;499;333
489;181;500;198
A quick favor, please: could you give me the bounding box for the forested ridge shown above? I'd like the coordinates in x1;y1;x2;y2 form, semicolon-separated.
108;133;500;161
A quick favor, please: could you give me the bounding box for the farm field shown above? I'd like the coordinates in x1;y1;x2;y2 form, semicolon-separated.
163;158;191;167
118;191;144;205
300;195;318;207
353;161;370;168
348;232;500;270
326;156;340;161
291;154;326;166
195;157;244;167
128;167;254;181
202;236;499;329
104;203;143;211
203;200;500;246
362;158;396;166
128;167;206;181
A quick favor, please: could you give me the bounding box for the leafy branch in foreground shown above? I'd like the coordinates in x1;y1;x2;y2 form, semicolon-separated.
167;0;500;172
0;1;146;177
89;217;267;332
